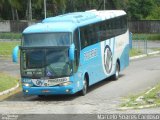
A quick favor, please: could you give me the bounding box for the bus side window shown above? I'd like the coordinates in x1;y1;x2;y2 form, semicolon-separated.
80;28;86;49
90;24;99;44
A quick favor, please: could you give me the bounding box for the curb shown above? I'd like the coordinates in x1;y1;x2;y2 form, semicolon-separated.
0;83;19;96
148;51;160;55
119;86;160;110
130;51;160;60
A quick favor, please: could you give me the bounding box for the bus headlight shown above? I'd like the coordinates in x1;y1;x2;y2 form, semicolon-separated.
59;82;72;86
22;83;33;87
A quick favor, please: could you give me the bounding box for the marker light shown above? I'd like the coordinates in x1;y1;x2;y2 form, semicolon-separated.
66;89;70;93
59;82;72;86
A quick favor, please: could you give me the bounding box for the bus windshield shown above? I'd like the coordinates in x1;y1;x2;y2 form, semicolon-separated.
21;47;72;78
23;32;71;47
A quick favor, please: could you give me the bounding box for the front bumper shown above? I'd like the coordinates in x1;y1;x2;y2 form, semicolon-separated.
22;85;76;95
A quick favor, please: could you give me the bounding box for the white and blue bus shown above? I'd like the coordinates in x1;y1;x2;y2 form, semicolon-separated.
14;10;129;96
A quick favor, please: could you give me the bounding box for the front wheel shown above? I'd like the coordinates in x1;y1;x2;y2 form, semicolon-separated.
112;62;120;80
79;77;88;96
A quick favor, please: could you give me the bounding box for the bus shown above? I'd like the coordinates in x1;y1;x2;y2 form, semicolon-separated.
13;10;129;96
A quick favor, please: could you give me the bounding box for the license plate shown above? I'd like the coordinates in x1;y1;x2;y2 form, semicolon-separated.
32;77;69;86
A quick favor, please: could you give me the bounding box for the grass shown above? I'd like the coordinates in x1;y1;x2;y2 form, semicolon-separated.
0;86;21;101
129;48;143;57
151;48;160;51
0;72;19;92
0;41;20;57
0;32;22;40
121;82;160;108
132;34;160;40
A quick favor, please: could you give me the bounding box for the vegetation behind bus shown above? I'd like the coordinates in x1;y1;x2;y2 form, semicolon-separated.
0;33;21;40
0;0;159;21
133;34;160;41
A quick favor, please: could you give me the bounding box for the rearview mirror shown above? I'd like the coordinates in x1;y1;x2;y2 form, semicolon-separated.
12;45;19;63
69;44;75;61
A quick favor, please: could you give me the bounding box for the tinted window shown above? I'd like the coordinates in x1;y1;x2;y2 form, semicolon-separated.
80;24;99;49
23;32;71;47
80;15;127;49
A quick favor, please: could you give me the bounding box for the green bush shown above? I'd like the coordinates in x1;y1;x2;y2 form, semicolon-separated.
133;34;160;40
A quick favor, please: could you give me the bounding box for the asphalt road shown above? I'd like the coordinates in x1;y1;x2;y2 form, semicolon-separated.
0;54;160;115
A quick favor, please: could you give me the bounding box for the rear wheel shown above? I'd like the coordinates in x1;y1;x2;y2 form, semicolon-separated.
112;62;120;80
80;77;88;96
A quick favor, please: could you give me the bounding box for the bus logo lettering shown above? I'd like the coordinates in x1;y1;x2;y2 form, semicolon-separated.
84;48;98;61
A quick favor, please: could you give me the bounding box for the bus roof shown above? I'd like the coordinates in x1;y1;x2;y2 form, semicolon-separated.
23;10;126;34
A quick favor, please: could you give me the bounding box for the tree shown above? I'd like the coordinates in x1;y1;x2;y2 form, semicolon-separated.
127;0;155;20
8;0;22;20
146;0;160;20
0;0;159;20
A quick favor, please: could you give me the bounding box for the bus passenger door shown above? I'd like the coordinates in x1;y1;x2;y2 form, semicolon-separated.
72;28;82;92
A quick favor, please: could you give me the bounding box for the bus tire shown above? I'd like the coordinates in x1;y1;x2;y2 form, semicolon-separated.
112;62;120;80
80;77;88;96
